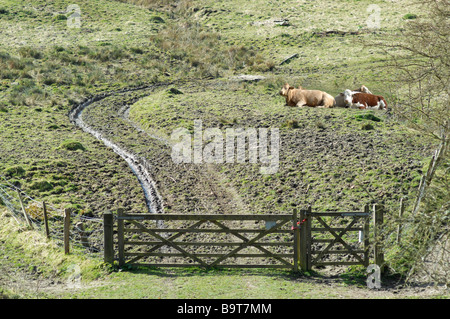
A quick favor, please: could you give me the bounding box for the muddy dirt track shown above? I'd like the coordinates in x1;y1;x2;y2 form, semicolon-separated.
68;82;248;218
68;84;166;215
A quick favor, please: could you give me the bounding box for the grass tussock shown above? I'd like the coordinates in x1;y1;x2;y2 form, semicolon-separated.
60;140;85;151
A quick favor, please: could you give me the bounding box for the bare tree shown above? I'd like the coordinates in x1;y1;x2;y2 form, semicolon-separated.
371;0;449;285
382;0;449;202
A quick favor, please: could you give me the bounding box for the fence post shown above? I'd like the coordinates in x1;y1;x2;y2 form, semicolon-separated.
17;190;33;229
396;198;405;244
103;212;114;264
64;208;71;255
76;222;90;248
373;204;385;273
292;209;299;272
117;208;125;267
299;209;308;271
43;201;50;238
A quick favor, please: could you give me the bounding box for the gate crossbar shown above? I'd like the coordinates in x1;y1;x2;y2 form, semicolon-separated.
116;212;295;269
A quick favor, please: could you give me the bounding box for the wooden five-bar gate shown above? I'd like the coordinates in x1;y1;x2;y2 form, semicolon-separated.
103;205;385;271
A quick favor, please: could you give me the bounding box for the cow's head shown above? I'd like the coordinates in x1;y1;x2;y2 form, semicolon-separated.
343;89;353;107
279;83;292;96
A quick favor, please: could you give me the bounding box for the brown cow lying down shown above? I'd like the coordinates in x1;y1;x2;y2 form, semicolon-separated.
279;83;335;108
335;85;372;107
343;89;387;110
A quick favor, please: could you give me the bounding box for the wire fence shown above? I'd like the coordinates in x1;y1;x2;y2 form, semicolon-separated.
0;174;104;257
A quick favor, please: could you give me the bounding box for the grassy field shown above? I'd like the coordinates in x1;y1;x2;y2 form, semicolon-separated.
0;0;447;299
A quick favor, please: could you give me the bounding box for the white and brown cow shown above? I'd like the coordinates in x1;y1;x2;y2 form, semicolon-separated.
343;89;387;110
335;85;372;107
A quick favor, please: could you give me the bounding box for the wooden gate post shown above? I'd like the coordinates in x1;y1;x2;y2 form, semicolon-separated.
103;212;114;264
117;208;125;267
292;209;299;272
373;204;385;272
299;209;309;271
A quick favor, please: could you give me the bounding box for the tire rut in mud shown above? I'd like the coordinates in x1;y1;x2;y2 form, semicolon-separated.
68;85;166;215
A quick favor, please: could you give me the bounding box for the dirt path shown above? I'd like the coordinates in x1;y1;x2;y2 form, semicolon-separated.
68;85;167;215
69;82;251;218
